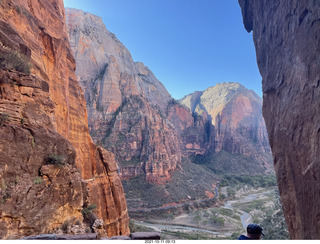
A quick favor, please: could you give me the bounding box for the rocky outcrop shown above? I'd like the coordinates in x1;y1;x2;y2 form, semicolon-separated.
22;234;98;240
239;0;320;239
167;102;213;155
0;70;84;239
66;9;182;183
180;82;271;166
0;0;129;238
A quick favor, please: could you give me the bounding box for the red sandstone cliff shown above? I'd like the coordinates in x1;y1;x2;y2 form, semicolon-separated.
65;8;273;209
180;82;271;167
239;0;320;239
0;0;129;239
66;9;183;184
66;9;272;184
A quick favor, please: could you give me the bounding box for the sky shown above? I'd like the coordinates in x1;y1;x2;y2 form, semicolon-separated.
63;0;262;99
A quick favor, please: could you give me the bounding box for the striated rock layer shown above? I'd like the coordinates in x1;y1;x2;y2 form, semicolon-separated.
239;0;320;239
0;0;129;239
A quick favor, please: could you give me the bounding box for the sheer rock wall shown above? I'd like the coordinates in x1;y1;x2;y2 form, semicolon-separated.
0;0;129;238
239;0;320;239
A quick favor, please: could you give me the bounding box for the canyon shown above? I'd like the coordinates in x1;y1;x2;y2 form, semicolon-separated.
66;8;273;209
2;0;314;240
0;0;129;239
239;0;320;239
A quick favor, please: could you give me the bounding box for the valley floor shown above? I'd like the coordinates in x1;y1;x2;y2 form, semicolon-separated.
129;186;289;240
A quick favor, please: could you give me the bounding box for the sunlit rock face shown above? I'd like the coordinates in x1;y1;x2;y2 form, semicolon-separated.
66;8;273;185
0;0;129;238
239;0;320;239
180;82;271;167
66;8;184;184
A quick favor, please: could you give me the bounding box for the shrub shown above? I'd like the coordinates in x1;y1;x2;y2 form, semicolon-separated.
227;187;236;198
219;174;277;188
219;194;226;200
193;215;201;224
168;99;180;106
33;176;42;185
0;113;9;125
1;193;10;204
81;203;97;226
216;217;225;226
0;51;31;75
45;154;66;167
203;211;210;218
61;220;69;233
31;136;35;148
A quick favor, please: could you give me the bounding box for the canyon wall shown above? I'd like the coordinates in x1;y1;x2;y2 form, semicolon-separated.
180;82;271;166
239;0;320;239
0;0;129;238
66;9;272;185
66;8;273;209
66;9;187;183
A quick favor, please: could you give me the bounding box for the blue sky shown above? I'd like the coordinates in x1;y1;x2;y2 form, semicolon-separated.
64;0;261;99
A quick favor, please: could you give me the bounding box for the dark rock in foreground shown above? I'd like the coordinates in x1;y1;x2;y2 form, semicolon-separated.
22;234;98;240
22;232;160;240
130;232;161;240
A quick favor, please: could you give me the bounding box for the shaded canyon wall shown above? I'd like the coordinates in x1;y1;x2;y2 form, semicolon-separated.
239;0;320;239
0;0;129;238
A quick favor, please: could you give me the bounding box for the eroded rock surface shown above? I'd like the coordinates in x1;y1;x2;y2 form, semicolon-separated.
0;70;84;239
0;0;129;238
66;9;182;183
66;9;272;185
239;0;320;239
66;8;273;210
180;82;271;166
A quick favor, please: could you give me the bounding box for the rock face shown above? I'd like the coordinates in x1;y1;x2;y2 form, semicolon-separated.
0;70;84;239
66;9;272;185
180;82;271;165
66;9;183;183
0;0;129;239
239;0;320;239
66;8;273;209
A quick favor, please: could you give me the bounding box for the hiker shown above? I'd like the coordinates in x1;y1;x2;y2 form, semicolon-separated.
238;223;265;240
